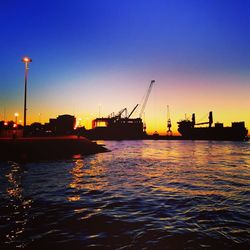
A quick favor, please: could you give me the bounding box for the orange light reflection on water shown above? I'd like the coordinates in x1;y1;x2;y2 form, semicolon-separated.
5;163;32;247
68;158;109;202
68;140;249;207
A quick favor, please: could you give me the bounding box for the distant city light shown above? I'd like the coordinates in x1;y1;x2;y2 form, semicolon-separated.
4;122;8;126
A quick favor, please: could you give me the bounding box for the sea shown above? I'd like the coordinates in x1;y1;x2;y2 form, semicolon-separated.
0;140;249;249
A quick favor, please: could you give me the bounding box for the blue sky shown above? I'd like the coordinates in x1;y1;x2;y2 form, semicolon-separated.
0;0;249;132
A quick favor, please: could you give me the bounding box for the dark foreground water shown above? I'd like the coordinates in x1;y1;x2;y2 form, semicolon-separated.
0;140;249;249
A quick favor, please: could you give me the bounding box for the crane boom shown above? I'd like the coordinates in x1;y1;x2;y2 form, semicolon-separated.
128;104;139;118
139;80;155;118
115;108;127;119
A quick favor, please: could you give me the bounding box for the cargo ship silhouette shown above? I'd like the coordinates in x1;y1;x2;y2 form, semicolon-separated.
82;107;145;140
82;80;155;140
178;111;248;141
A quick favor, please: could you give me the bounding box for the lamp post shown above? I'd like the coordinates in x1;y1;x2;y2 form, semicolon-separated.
22;56;32;136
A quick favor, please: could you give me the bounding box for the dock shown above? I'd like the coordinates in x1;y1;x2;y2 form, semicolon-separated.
0;136;108;161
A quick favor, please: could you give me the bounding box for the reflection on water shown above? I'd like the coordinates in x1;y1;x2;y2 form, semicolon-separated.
1;162;32;248
0;140;249;249
69;157;108;194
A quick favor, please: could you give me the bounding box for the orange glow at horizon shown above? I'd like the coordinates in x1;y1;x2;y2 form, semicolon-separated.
1;73;249;135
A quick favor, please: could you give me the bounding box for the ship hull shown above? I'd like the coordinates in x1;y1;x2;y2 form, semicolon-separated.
83;128;144;140
178;127;248;141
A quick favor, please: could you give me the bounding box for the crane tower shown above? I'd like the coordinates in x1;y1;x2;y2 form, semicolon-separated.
167;105;172;136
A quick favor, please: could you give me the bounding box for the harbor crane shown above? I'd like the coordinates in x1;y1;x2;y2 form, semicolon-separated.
114;108;127;120
167;105;172;136
139;80;155;133
112;104;139;120
139;80;155;118
128;104;139;118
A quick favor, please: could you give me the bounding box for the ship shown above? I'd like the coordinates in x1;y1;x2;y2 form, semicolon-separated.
82;107;145;140
82;80;155;140
178;111;248;141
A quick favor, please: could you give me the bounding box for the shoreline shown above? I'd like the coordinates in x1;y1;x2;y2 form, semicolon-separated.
0;136;108;161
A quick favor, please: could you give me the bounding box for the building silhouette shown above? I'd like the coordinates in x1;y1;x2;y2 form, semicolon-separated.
47;114;76;135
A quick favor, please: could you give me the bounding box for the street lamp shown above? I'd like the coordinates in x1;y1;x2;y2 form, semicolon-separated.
22;56;32;136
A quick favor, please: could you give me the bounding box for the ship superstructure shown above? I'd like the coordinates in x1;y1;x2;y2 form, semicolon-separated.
83;107;144;140
178;111;248;141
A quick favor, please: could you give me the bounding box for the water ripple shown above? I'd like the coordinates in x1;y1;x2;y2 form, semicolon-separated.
0;140;249;249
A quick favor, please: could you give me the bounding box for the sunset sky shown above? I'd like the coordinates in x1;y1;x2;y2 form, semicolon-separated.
0;0;249;134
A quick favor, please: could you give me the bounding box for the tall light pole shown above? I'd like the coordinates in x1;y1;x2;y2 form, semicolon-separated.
22;56;32;135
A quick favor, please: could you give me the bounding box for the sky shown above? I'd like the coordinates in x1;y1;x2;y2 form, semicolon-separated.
0;0;249;134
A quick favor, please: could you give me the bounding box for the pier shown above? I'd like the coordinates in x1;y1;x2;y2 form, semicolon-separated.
0;136;108;161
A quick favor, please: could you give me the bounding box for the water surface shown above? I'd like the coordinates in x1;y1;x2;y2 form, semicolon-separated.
0;140;249;249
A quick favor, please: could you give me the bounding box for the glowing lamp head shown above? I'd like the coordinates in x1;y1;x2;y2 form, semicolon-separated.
22;57;32;63
14;112;19;117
